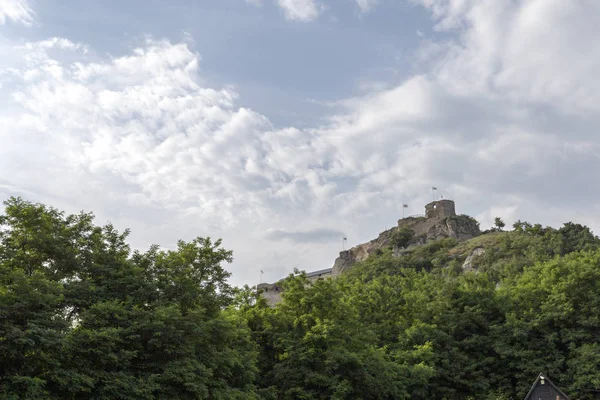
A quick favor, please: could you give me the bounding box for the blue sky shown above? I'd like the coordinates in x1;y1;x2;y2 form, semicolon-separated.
17;0;432;126
1;0;600;285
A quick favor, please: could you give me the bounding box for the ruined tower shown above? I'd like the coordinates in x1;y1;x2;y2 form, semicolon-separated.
424;199;456;219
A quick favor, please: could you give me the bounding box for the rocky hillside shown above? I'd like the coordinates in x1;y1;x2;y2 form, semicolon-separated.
260;199;600;306
248;218;600;400
332;211;481;275
259;199;481;304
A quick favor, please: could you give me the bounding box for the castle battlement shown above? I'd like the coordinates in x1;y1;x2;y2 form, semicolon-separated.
425;199;456;219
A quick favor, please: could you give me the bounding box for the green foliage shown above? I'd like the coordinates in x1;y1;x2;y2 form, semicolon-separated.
239;218;600;399
450;214;481;229
238;272;433;399
556;222;600;255
3;196;600;400
494;217;506;231
390;225;415;249
0;197;258;399
490;250;600;399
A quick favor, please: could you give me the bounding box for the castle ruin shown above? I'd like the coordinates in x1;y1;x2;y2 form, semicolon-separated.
258;199;480;305
425;199;456;219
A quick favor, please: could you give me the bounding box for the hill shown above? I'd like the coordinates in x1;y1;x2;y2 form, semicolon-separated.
245;204;600;399
259;199;481;305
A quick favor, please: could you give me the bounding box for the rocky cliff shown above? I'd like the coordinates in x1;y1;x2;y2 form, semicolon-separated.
332;200;480;275
332;227;396;275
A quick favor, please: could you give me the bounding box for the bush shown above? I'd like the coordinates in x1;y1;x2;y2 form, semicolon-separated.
391;226;415;249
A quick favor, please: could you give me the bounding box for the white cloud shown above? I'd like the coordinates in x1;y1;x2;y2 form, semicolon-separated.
244;0;322;21
356;0;377;13
265;227;345;243
2;39;271;226
21;37;87;52
415;0;600;113
0;0;33;25
276;0;322;21
2;0;600;285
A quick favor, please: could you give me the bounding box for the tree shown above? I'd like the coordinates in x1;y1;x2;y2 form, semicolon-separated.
0;197;91;398
6;195;600;399
390;226;416;249
492;250;600;399
0;197;259;399
556;222;600;255
512;220;532;233
494;217;506;231
240;272;432;399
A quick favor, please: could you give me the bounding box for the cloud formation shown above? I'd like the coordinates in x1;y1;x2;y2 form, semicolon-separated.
276;0;322;21
265;228;346;243
0;0;33;25
356;0;378;13
1;0;600;284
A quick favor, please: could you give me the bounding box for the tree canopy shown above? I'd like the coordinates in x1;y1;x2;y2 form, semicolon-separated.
0;197;258;399
2;196;600;399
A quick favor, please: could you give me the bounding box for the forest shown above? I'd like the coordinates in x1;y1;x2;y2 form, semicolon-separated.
2;196;600;399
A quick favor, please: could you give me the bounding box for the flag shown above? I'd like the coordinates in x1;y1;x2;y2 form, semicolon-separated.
343;237;347;241
260;270;264;274
403;204;408;208
432;187;438;190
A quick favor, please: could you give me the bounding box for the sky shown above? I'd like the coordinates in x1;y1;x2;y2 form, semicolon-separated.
1;0;600;286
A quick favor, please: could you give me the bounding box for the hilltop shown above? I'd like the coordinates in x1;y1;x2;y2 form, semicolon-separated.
259;199;482;305
245;207;600;399
259;198;600;309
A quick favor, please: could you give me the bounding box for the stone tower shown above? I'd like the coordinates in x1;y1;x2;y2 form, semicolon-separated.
425;199;456;219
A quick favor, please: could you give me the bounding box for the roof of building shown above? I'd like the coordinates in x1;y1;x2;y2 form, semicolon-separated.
523;372;570;400
306;268;333;278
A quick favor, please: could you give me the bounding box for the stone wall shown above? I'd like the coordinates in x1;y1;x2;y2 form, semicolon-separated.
257;268;333;306
257;282;284;306
306;268;333;282
425;199;456;219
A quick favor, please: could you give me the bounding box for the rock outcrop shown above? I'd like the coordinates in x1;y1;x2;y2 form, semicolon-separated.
332;200;480;275
332;228;396;275
462;247;486;272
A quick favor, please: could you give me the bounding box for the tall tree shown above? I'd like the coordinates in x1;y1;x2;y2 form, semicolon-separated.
0;197;259;399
